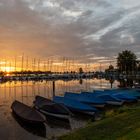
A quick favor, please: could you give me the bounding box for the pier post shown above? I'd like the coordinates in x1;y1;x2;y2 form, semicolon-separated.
52;80;55;97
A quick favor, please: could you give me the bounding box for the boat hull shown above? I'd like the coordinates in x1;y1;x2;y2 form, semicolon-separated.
35;106;70;120
106;101;124;106
34;96;72;120
67;106;95;116
12;112;46;138
12;108;45;125
11;101;45;125
85;102;106;108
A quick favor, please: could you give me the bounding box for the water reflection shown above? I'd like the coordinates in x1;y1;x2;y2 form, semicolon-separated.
0;79;117;106
79;79;83;85
0;78;119;139
118;78;134;88
12;112;46;138
46;116;71;130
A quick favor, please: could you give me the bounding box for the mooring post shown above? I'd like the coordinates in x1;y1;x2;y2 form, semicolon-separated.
52;80;55;97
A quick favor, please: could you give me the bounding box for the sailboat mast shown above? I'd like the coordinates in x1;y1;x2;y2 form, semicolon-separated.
15;56;17;72
21;54;24;72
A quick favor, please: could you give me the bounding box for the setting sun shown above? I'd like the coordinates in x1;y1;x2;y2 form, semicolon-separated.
0;66;15;72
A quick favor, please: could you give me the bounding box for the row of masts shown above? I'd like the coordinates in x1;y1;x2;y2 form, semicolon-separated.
0;55;116;73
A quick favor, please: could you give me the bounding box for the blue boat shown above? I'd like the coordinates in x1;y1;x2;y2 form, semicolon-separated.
96;94;124;106
104;88;127;92
64;92;106;108
94;89;118;94
53;96;98;116
81;92;124;106
93;89;138;103
112;93;137;102
116;90;140;100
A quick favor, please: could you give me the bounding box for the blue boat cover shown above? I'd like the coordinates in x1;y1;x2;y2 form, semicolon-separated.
121;91;139;98
92;89;138;101
64;92;105;104
98;89;138;101
113;93;137;101
81;92;122;102
97;94;122;102
53;96;97;112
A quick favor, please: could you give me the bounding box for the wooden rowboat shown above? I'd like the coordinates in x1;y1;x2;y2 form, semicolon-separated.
11;100;45;124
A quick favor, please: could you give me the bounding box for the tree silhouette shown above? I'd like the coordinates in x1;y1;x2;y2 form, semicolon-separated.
79;67;84;74
117;50;137;74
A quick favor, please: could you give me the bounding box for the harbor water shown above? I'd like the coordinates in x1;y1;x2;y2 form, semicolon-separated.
0;78;118;140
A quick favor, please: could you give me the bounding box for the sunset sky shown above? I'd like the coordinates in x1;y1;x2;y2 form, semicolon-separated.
0;0;140;64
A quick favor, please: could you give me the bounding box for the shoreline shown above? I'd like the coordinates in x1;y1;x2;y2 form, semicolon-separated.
58;102;140;140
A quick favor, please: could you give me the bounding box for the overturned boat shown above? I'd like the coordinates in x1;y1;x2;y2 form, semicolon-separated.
64;92;106;108
53;96;98;116
81;92;124;106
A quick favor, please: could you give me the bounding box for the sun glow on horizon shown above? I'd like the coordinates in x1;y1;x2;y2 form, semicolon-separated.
0;66;15;72
0;56;114;73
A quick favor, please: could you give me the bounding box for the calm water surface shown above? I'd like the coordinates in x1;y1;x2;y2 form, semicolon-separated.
0;78;118;140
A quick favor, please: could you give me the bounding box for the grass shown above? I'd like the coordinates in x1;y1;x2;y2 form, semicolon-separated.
58;103;140;140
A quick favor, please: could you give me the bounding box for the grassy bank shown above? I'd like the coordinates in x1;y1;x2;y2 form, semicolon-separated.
59;103;140;140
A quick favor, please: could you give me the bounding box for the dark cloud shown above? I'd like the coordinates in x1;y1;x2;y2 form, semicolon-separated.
0;0;140;61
